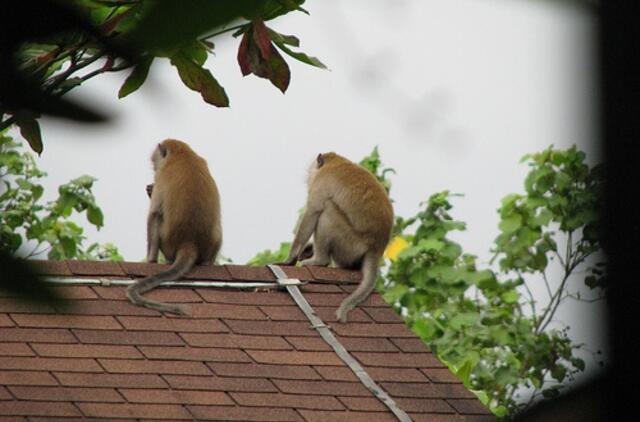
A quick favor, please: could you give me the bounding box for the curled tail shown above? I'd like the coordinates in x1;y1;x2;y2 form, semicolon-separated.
336;252;380;323
126;245;197;315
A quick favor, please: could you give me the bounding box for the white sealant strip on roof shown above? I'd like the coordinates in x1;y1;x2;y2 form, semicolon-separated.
267;265;413;422
41;276;304;289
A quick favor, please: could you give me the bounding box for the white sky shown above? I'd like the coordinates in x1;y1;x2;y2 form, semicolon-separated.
22;0;605;385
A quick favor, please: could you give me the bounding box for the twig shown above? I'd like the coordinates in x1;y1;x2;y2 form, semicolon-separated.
201;23;249;41
0;115;18;132
541;271;554;301
521;277;538;317
46;51;103;94
564;293;605;303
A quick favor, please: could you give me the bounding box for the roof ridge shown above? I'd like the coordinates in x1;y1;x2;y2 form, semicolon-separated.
26;259;362;284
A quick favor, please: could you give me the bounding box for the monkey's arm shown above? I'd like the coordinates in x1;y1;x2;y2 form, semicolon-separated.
146;194;162;263
147;212;160;262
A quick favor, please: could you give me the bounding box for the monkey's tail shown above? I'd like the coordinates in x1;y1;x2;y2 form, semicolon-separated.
125;245;198;315
336;252;380;323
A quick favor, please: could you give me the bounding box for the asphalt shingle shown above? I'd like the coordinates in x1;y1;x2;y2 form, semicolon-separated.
0;260;495;421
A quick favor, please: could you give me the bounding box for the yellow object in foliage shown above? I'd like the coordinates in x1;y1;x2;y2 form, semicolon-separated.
384;236;409;261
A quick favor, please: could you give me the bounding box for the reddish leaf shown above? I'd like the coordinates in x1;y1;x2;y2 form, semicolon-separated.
202;40;215;51
103;56;114;71
35;50;58;65
237;22;290;93
15;111;43;155
237;31;252;76
265;45;290;93
252;18;273;60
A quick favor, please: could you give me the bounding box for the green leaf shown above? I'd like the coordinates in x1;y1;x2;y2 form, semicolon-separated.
170;53;229;107
455;359;474;387
31;184;44;201
273;39;327;69
500;290;519;304
72;175;96;188
531;208;553;227
87;206;104;228
57;77;84;93
493;405;509;418
412;318;438;341
450;312;480;330
440;243;462;260
1;232;23;254
382;283;409;304
499;214;522;235
495;366;518;385
417;238;444;251
55;194;77;217
555;171;572;190
408;267;429;287
181;40;209;66
489;327;512;345
118;56;154;98
571;357;586;371
59;236;78;258
267;28;300;47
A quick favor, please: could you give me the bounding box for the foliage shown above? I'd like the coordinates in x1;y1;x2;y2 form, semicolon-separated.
247;241;292;266
358;146;396;197
0;0;325;153
385;146;606;417
0;132;122;261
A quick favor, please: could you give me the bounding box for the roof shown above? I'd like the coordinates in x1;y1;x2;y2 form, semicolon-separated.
0;260;495;421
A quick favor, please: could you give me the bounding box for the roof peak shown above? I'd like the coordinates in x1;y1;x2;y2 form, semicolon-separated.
26;260;363;285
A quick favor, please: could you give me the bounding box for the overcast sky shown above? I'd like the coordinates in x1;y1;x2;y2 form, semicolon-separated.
18;0;603;382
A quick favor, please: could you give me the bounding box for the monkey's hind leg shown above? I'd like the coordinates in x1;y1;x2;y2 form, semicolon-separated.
299;211;332;267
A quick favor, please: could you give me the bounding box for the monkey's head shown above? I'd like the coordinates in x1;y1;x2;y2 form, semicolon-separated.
151;139;193;171
307;152;345;186
315;152;340;168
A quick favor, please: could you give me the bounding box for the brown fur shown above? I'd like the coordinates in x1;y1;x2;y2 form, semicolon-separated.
284;152;394;322
126;139;222;315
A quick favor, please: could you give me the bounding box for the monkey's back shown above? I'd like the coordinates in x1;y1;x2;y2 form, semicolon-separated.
315;158;394;249
155;151;222;262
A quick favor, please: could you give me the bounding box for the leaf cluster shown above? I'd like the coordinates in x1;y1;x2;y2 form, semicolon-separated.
0;132;122;261
358;146;395;197
1;0;326;153
386;146;605;417
493;146;604;281
246;241;291;266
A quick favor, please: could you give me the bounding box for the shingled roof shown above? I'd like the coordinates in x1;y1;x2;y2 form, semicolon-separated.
0;260;495;421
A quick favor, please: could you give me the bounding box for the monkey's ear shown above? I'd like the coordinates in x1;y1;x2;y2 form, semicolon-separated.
316;153;325;168
158;143;167;158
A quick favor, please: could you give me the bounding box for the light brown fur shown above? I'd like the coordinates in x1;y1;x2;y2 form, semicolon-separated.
284;152;394;322
126;139;222;315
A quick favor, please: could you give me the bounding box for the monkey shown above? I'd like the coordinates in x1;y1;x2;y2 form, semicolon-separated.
283;152;394;323
126;139;222;315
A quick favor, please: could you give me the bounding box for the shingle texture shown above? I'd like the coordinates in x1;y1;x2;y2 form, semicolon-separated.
0;260;495;421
